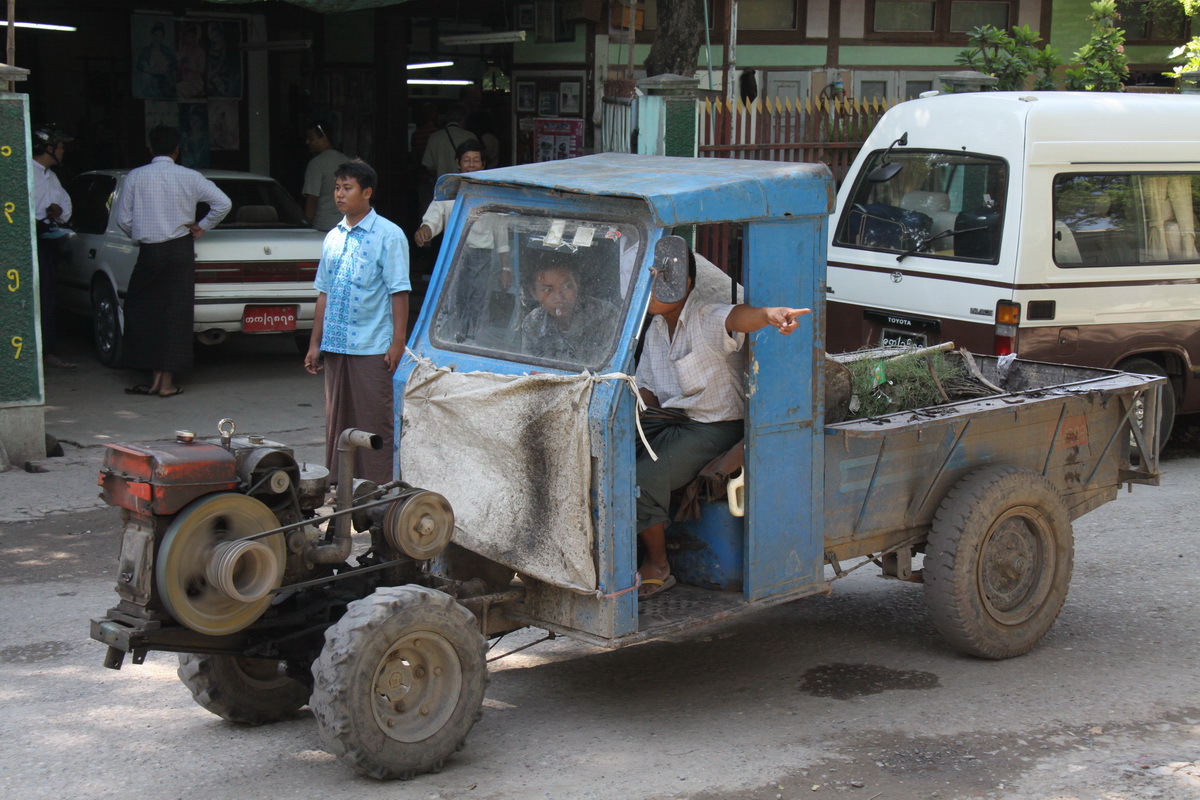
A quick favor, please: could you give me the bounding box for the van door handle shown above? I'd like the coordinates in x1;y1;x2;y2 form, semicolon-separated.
88;249;97;259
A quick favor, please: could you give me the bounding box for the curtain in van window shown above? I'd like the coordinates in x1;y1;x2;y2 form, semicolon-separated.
1053;174;1200;266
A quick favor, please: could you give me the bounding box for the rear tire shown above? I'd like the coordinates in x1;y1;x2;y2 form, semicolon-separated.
310;585;488;780
177;653;311;725
923;465;1073;659
90;280;122;367
1118;357;1175;447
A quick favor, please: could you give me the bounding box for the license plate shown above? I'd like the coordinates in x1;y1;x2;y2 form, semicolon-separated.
243;305;298;332
880;327;927;348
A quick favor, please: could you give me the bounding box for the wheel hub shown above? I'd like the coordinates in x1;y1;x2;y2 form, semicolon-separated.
978;506;1053;625
371;631;462;743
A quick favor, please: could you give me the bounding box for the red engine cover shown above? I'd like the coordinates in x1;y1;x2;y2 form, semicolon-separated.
99;441;239;516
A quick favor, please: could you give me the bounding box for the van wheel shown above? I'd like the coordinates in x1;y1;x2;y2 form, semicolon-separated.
90;280;122;367
1118;358;1174;447
923;465;1073;659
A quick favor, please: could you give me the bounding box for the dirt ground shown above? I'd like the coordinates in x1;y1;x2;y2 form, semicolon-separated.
2;452;1198;800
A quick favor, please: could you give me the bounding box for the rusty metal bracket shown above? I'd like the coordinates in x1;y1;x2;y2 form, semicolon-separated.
486;630;555;663
853;437;889;535
904;419;971;526
1042;402;1069;477
1084;393;1143;487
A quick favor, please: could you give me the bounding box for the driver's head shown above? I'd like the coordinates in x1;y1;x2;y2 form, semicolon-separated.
531;264;580;327
454;139;485;173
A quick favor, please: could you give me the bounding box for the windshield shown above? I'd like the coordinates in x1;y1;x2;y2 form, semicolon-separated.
835;150;1008;262
430;210;641;371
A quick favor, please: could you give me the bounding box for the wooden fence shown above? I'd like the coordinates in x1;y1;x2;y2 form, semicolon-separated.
695;95;898;274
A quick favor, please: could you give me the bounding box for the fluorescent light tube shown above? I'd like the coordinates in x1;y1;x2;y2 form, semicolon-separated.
439;30;526;46
0;21;77;32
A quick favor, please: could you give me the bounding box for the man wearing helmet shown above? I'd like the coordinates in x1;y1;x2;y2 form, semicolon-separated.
32;126;75;369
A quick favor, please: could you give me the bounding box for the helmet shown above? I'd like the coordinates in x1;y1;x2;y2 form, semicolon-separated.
32;125;73;155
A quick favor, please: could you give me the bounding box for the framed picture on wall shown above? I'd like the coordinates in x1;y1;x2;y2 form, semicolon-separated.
517;4;535;29
559;81;581;115
538;91;558;116
517;81;537;113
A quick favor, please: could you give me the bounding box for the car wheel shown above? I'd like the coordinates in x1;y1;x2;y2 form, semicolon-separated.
1118;357;1175;448
90;280;122;367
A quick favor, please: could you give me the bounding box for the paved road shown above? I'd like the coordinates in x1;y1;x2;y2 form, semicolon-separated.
1;328;1198;800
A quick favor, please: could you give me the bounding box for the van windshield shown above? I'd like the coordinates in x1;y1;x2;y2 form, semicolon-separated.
835;150;1007;263
430;210;642;371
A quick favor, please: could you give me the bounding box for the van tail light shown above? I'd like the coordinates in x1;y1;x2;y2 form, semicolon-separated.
994;300;1020;356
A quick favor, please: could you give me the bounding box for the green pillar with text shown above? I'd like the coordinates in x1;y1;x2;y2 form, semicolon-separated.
0;89;46;466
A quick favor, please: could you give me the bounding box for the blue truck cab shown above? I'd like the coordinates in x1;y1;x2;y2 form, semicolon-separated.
396;153;835;644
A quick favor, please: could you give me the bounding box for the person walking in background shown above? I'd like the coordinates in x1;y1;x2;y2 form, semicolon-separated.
414;140;510;341
304;159;410;485
302;120;348;232
31;125;75;370
117;125;231;398
420;103;474;184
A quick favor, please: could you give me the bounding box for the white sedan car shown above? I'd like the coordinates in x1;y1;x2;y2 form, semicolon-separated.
58;169;325;365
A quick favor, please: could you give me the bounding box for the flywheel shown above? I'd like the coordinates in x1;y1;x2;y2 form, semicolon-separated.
156;492;286;636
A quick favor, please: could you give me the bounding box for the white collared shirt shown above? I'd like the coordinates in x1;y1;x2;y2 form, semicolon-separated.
32;160;71;224
636;294;746;423
116;156;231;244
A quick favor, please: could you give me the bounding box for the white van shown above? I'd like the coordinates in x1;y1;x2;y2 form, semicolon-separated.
825;91;1200;438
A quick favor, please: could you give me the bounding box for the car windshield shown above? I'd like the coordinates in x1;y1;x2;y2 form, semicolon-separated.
835;150;1008;262
430;210;642;371
199;177;308;229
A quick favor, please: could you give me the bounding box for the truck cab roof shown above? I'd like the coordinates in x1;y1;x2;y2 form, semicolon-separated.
436;152;835;227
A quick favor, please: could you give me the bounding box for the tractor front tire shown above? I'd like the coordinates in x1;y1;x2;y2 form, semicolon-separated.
310;585;488;780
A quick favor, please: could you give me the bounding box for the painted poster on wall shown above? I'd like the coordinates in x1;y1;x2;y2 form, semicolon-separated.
205;20;244;99
209;99;239;150
132;16;176;99
533;118;583;162
179;102;210;168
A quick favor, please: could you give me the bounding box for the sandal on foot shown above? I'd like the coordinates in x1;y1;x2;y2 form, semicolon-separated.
124;385;154;395
637;574;676;601
157;387;185;398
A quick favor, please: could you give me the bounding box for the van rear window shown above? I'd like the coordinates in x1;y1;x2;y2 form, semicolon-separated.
834;150;1007;263
1053;174;1199;267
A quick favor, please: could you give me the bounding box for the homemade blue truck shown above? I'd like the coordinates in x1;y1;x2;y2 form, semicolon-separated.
90;154;1163;781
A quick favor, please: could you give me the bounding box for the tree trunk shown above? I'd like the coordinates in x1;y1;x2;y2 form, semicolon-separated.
644;0;704;78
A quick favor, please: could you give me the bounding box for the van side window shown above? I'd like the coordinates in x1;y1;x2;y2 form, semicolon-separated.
1053;174;1199;266
834;150;1007;263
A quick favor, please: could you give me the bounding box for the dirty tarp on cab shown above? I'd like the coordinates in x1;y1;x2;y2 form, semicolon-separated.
400;359;599;593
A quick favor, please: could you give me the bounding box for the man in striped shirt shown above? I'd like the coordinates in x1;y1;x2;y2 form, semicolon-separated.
117;125;230;397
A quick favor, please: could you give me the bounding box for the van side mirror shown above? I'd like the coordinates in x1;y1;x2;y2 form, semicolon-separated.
652;235;689;304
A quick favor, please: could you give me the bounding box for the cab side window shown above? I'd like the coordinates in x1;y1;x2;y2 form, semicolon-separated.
1053;174;1199;267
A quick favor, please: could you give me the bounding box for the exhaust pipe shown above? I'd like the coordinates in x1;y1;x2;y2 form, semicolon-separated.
305;428;383;564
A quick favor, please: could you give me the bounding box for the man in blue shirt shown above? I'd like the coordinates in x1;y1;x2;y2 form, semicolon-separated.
304;159;411;484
